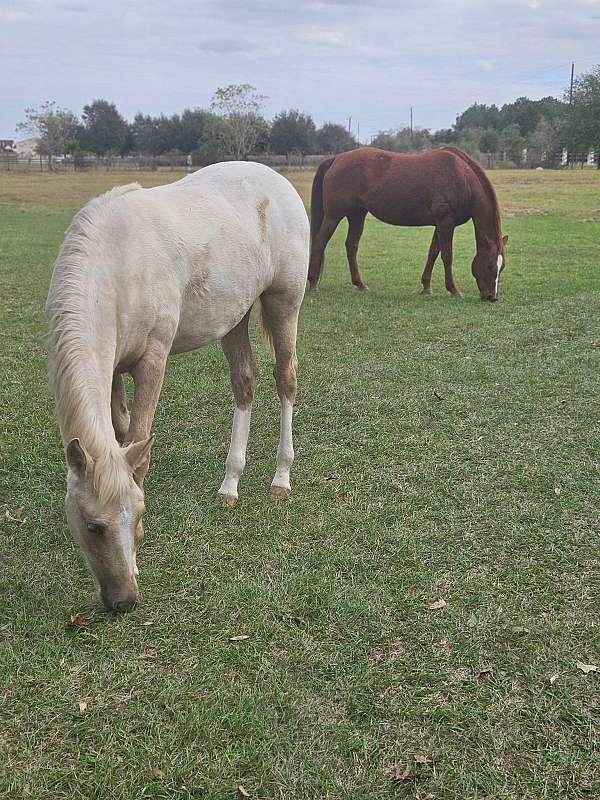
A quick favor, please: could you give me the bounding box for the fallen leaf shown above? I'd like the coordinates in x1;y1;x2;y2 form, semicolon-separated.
511;626;529;634
66;611;95;628
3;508;27;524
549;673;560;685
554;487;561;496
477;665;493;679
386;763;413;783
229;635;250;642
576;661;598;674
141;620;154;626
428;598;447;610
150;767;165;779
414;754;433;764
78;701;88;713
237;785;251;798
22;784;31;796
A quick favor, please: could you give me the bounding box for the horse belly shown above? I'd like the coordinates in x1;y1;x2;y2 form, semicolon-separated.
367;185;434;227
171;273;267;355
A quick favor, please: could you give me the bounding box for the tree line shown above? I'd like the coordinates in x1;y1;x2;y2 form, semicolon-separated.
15;66;600;168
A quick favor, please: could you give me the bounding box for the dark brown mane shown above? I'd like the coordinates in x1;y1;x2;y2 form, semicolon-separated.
442;146;502;245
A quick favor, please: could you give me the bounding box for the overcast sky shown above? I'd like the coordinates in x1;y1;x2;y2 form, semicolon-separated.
1;0;599;142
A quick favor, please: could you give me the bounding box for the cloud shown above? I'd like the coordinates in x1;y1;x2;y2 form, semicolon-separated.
0;0;599;139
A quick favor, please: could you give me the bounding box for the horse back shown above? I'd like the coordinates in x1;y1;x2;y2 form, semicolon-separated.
323;147;474;227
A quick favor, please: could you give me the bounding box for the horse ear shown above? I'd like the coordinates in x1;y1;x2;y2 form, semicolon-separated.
502;234;509;247
125;436;154;473
66;438;91;476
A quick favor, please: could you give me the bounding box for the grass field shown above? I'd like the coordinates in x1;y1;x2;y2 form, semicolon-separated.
1;166;599;799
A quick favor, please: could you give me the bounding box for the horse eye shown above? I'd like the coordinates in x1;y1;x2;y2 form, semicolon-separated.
86;522;106;535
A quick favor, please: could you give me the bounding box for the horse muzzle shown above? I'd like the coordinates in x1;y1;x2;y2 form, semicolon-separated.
480;292;498;302
101;583;139;612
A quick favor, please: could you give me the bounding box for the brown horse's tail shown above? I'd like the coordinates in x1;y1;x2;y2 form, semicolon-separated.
309;156;336;284
442;146;502;244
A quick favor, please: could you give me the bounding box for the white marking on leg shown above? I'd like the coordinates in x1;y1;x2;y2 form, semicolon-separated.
271;399;294;492
219;407;251;500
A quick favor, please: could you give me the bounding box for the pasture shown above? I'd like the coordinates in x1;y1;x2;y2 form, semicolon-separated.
1;167;599;799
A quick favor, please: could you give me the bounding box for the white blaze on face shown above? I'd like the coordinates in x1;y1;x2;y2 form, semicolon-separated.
116;504;136;574
495;254;503;295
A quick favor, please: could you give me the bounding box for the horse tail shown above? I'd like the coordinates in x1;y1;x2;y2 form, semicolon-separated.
309;156;336;281
442;146;502;243
310;156;335;240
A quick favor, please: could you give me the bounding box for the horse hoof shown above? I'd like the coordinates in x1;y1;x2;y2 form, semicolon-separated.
306;283;319;292
271;485;291;500
219;493;238;507
354;283;369;290
421;287;432;295
451;292;463;299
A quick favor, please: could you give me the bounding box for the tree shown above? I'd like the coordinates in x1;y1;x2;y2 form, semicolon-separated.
195;114;227;163
562;66;600;164
270;109;316;161
530;116;563;164
455;103;502;132
211;84;267;159
431;128;458;146
479;129;500;156
499;124;526;164
17;101;80;168
81;99;130;155
371;127;431;152
316;122;356;154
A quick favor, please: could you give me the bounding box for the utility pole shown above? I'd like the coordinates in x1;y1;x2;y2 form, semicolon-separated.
410;107;413;147
357;121;360;147
348;116;352;134
569;61;575;105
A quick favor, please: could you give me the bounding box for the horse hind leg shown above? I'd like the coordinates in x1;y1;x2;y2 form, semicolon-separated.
219;310;256;507
259;292;300;499
421;229;440;294
111;373;130;444
346;210;368;289
436;222;462;298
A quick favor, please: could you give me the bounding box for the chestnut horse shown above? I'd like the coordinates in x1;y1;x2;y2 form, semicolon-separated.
307;146;508;301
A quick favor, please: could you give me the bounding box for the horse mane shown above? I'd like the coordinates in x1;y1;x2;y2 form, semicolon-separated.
442;147;501;245
46;183;142;503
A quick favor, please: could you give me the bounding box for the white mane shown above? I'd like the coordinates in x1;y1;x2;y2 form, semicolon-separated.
46;183;142;501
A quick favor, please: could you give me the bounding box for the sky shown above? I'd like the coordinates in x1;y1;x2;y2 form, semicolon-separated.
1;0;599;142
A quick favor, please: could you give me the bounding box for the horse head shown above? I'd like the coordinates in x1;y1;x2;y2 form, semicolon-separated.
472;234;509;301
64;437;153;611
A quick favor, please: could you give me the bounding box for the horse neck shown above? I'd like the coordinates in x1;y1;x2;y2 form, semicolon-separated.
54;345;117;457
472;190;500;254
48;295;118;458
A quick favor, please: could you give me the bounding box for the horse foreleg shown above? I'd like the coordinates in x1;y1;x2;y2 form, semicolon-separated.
219;311;256;507
437;224;462;298
421;229;440;294
307;216;341;290
111;373;130;444
346;210;368;289
127;342;169;486
259;293;300;499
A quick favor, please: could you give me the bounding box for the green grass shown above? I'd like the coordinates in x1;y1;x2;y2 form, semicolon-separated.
1;168;599;800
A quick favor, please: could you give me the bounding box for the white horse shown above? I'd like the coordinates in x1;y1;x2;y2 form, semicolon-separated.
46;162;309;611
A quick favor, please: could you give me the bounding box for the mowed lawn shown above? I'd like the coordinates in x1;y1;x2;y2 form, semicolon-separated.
0;166;599;800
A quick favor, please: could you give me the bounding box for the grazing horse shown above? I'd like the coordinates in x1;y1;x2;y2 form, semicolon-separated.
307;146;508;300
46;162;309;611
